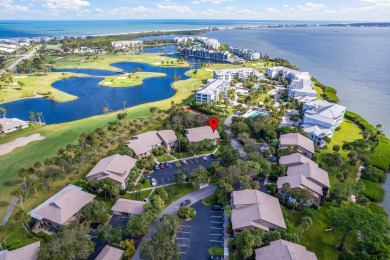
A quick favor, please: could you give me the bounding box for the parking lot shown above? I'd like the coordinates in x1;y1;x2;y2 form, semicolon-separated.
175;201;224;259
144;155;219;187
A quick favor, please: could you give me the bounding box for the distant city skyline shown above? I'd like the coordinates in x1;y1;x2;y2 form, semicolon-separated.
0;0;390;21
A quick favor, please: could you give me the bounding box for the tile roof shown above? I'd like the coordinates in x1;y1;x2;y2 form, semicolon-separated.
86;154;136;185
0;242;40;260
231;190;286;231
255;239;317;260
111;198;145;215
0;118;28;132
185;126;220;143
29;184;95;225
279;133;315;154
95;245;124;260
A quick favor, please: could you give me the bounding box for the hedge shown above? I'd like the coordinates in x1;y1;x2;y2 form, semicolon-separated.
358;179;385;202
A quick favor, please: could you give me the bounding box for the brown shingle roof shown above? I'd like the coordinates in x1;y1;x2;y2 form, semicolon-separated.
185;126;220;143
111;198;145;215
279;133;315;154
95;245;124;260
0;242;40;260
28;184;95;225
277;175;324;198
231;190;286;231
86;154;136;186
157;130;177;144
255;239;317;260
125;130;177;155
288;162;330;188
279;153;312;166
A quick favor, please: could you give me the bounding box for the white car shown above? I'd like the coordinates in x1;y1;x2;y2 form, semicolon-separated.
151;178;157;187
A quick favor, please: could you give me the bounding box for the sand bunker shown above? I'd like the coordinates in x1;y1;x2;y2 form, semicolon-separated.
116;77;127;79
205;69;214;71
53;57;63;61
103;82;112;85
14;76;27;79
0;133;45;156
68;58;79;61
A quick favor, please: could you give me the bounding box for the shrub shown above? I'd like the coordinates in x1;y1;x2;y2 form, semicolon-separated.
361;165;386;183
119;189;126;196
333;145;340;152
358;179;385;202
7;240;24;250
36;231;52;243
369;203;388;217
177;206;196;219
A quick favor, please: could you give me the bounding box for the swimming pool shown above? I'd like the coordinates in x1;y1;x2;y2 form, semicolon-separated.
248;111;267;118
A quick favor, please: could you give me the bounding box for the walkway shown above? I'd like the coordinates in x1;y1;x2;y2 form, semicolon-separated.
132;184;216;260
224;115;247;160
0;197;19;226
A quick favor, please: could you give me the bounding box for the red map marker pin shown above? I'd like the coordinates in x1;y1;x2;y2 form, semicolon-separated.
208;117;219;133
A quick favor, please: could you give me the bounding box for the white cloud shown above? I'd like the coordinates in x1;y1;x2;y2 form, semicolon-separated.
295;3;326;12
266;7;281;14
156;4;192;13
0;0;29;12
199;0;226;4
190;1;199;4
42;0;90;10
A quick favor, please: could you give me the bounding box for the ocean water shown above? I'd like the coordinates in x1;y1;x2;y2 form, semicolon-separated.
0;20;329;39
204;27;390;137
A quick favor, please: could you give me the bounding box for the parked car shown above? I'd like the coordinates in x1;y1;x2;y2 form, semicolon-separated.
201;156;208;161
151;178;157;186
210;154;217;159
180;159;188;165
164;162;171;168
259;145;269;153
212;205;224;211
180;199;191;206
159;163;165;169
154;163;160;170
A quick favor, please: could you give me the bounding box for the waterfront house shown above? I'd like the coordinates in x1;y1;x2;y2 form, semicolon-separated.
255;239;317;260
231;189;286;234
195;79;230;103
279;133;315;158
0;241;40;260
301;99;346;147
86;154;137;189
286;72;317;99
265;66;302;81
95;245;124;260
184;126;220;144
213;68;264;82
125;130;178;158
111;198;146;217
29;184;95;233
0;117;29;134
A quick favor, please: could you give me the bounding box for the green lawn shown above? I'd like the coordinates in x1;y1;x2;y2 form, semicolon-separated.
122;189;153;201
98;72;166;88
155;154;175;162
202;195;217;206
314;86;324;100
323;119;363;155
208;247;224;256
0;58;198;220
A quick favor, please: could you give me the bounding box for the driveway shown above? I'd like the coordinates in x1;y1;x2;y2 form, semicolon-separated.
224;115;247;160
132;185;216;260
144;155;219;187
176;201;224;259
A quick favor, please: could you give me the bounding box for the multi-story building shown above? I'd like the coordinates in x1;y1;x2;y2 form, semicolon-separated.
180;48;231;62
195;79;230;103
213;68;264;82
265;66;301;81
111;41;143;50
301;99;346;147
229;47;261;60
286;72;317;98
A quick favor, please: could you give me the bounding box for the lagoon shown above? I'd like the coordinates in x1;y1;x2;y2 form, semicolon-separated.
2;62;189;124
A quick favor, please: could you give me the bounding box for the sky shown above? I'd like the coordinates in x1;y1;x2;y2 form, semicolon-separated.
0;0;390;21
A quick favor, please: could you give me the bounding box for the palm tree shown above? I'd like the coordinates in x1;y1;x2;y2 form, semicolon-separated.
36;112;43;124
103;107;109;114
29;111;36;122
282;182;291;202
14;210;31;233
27;177;39;198
300;216;313;239
135;183;142;198
123;100;127;110
0;107;6;118
11;186;24;210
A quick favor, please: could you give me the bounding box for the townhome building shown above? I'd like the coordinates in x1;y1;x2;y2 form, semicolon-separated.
195;79;230;103
213;68;264;82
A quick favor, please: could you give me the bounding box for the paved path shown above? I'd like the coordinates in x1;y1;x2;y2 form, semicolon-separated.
132;184;216;260
224;115;247;160
0;197;19;226
1;46;39;73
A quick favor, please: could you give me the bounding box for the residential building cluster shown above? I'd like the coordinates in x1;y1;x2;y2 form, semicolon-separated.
229;46;261;60
301;99;346;147
277;133;331;204
195;79;230;103
0;35;84;45
180;47;231;62
213;68;264;82
0;44;18;54
174;36;220;50
111;40;143;51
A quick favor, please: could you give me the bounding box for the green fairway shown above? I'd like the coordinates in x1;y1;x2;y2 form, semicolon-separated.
99;72;166;87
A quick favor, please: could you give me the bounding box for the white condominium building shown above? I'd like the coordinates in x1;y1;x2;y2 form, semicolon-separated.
301;99;346;147
111;41;143;50
213;68;264;82
265;66;302;81
287;72;317;98
196;79;230;103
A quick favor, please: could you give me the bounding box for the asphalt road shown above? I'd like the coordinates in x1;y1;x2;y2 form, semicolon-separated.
177;201;224;259
132;184;216;260
144;154;219;187
1;46;39;73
